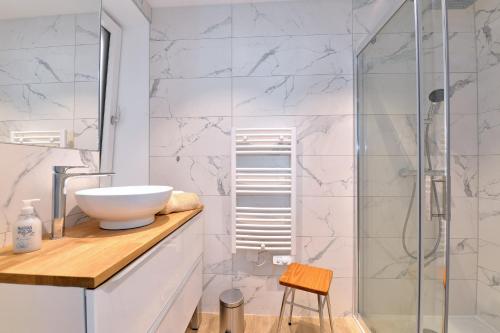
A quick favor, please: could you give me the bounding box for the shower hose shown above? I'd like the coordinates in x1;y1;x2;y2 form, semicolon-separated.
401;117;443;260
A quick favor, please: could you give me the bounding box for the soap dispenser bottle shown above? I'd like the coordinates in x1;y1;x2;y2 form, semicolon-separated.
12;199;42;254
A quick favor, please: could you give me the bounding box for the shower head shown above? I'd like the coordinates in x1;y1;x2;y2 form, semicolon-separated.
429;89;445;103
431;0;476;9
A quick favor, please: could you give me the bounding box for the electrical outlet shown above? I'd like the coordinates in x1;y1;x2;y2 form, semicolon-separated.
273;255;292;266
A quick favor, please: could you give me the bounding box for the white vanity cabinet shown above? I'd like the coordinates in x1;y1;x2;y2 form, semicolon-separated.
86;214;203;333
0;213;203;333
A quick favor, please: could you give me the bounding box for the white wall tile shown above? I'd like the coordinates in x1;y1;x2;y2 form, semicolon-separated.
232;35;352;76
290;277;353;316
359;156;415;197
478;63;500;115
297;196;354;237
204;234;232;274
447;279;477;315
360;33;415;74
150;39;232;79
150;117;231;156
330;277;354;316
475;0;500;72
424;5;475;33
0;46;75;84
360;237;417;280
25;83;75;120
477;281;500;330
448;238;478;281
449;114;478;155
479;197;500;244
150;78;231;117
360;278;418;315
0;85;30;121
202;273;233;312
479;155;500;200
75;44;99;82
150;156;230;195
232;0;352;37
449;72;478;115
151;5;231;40
359;196;416;238
73;118;99;151
298;156;353;197
75;81;99;119
296;236;353;278
233;75;353;117
0;15;75;50
450;155;478;198
477;265;500;294
232;274;285;315
360;114;417;156
478;239;500;272
449;197;478;239
359;73;417;115
76;13;100;45
479;110;500;155
423;32;477;73
200;195;231;235
353;0;406;34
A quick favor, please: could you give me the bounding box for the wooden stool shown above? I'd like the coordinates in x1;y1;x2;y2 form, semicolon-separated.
277;263;334;333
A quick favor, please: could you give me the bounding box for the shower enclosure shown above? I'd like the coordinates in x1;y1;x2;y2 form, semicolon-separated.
355;0;500;332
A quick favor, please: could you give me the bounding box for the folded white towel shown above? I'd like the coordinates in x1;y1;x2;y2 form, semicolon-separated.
157;191;203;215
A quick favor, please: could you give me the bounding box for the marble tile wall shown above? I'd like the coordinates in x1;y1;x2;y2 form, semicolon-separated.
0;13;100;150
0;143;99;248
445;3;481;317
150;0;354;316
475;0;500;329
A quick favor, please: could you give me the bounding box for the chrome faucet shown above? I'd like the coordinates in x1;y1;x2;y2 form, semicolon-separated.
51;166;114;239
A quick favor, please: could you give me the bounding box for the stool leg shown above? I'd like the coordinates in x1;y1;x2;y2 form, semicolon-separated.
288;289;295;325
326;293;334;332
318;294;324;333
277;287;289;333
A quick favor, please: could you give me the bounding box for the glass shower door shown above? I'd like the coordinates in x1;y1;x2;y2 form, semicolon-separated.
418;0;450;332
356;1;420;332
355;0;451;332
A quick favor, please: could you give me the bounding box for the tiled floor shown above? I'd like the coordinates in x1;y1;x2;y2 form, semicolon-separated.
185;313;361;333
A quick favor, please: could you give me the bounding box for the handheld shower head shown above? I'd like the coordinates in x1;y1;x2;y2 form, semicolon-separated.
425;89;444;123
429;89;445;103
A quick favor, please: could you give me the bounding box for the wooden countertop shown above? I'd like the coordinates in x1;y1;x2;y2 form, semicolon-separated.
0;208;202;289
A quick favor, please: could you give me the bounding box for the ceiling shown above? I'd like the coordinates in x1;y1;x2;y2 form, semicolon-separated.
148;0;291;7
0;0;99;19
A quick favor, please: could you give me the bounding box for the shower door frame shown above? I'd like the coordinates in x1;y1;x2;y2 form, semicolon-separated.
352;1;452;332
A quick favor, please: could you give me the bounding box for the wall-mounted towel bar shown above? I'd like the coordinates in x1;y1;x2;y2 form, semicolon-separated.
231;127;296;255
10;130;67;148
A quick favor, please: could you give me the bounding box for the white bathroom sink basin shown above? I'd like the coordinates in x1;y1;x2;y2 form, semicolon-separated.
75;186;173;230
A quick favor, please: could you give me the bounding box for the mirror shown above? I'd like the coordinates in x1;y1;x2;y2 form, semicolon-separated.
0;0;101;150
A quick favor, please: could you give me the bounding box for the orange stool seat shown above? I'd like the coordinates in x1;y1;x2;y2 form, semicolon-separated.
279;263;333;296
277;263;334;333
